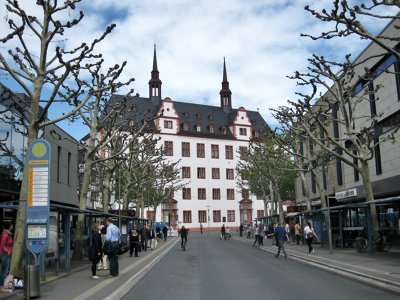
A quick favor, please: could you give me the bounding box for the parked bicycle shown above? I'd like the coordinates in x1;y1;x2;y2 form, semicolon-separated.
355;231;392;253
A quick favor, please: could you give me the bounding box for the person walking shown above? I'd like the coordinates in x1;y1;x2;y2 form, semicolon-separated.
200;223;203;234
148;225;156;250
294;221;302;245
89;224;103;279
246;224;251;239
239;223;244;237
105;218;120;277
258;225;265;246
162;224;168;241
128;223;141;257
304;222;318;254
273;223;289;258
220;224;226;240
141;224;148;251
0;221;13;286
252;225;260;247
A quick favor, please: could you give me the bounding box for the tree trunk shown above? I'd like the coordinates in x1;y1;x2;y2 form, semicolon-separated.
359;160;379;238
10;81;42;276
299;170;312;211
102;170;112;213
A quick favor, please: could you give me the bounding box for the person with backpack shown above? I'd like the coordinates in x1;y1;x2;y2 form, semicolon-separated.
88;224;102;279
273;223;289;259
0;221;13;286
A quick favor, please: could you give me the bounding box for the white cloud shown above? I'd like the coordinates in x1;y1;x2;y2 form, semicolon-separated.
0;0;398;140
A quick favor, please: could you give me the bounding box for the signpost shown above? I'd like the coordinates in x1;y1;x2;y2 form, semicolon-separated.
26;139;51;299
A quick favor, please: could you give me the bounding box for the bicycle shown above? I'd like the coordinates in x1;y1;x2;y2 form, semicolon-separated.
181;237;187;251
355;232;392;253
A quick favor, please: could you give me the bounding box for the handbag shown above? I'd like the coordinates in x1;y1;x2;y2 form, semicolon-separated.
103;241;114;255
307;232;314;238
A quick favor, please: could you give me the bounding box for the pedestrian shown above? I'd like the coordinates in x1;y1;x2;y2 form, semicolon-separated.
97;224;108;270
162;224;168;241
0;221;13;286
294;220;301;245
141;224;148;251
304;221;318;254
252;225;259;247
88;224;103;279
105;218;120;277
200;223;203;234
246;224;251;239
156;225;161;239
220;224;225;240
273;223;289;259
148;225;156;250
258;225;265;246
225;227;231;240
239;223;244;237
128;223;140;257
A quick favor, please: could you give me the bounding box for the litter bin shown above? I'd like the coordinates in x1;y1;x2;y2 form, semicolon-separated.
24;265;40;298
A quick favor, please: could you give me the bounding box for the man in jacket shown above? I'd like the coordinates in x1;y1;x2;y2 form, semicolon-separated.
273;223;289;259
105;218;120;277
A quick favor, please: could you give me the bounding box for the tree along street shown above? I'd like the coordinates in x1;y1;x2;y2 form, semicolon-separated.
123;233;398;300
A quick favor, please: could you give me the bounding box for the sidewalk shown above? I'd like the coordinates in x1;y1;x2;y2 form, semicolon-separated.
236;236;400;295
0;237;179;299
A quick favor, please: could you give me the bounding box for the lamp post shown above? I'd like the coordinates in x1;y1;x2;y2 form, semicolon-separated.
324;164;333;254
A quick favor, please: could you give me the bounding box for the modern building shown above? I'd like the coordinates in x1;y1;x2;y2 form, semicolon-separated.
117;47;268;230
293;17;400;232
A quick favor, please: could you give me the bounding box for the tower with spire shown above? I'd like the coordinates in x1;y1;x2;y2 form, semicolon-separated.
220;57;232;111
149;44;162;103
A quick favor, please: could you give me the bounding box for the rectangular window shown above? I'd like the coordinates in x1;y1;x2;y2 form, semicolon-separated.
212;168;220;179
67;152;71;186
183;211;192;223
212;188;221;200
198;210;207;223
213;210;221;222
211;144;219;159
374;139;382;175
164;120;173;129
182;188;191;200
182;142;190;157
226;168;234;180
227;210;235;222
241;189;249;199
198;188;206;200
165;188;174;199
197;143;205;158
241;170;248;181
225;145;233;159
239;146;248;159
197;167;206;179
182;167;191;179
257;210;265;218
227;189;235;200
239;128;247;136
164;141;173;156
57;146;61;183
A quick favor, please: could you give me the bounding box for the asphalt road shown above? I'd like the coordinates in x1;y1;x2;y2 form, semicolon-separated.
123;233;399;300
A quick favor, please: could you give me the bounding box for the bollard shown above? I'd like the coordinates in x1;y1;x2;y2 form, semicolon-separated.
24;265;40;299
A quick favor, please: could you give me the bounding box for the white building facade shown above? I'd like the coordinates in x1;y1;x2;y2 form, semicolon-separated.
124;49;267;231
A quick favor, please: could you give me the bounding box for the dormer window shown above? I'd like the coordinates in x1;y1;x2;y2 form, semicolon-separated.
196;113;202;119
164;120;173;129
196;124;202;132
254;130;260;138
222;127;227;135
184;112;190;118
209;125;215;134
239;128;247;136
183;123;189;131
209;114;214;121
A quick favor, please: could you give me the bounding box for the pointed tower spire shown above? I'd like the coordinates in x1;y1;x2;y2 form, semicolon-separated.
149;44;162;100
220;57;232;109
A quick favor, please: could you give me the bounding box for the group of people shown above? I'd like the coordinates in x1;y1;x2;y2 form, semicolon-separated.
220;224;232;240
247;221;318;258
89;219;170;280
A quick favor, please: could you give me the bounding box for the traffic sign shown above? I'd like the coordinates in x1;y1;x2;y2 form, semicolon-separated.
26;139;51;254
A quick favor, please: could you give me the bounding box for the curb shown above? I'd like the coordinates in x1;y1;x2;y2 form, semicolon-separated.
234;236;400;296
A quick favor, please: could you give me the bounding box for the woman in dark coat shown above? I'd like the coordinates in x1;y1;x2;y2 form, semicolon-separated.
89;224;103;279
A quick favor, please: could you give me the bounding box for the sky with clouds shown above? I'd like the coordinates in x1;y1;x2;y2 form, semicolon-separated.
0;0;398;140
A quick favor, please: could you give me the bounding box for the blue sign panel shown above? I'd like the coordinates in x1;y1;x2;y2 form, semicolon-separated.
26;139;51;254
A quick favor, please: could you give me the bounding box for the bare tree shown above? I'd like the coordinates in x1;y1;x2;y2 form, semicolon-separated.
0;0;120;275
303;0;400;59
285;53;400;237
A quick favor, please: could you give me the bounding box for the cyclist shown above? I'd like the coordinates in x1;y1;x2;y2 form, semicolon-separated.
180;226;188;248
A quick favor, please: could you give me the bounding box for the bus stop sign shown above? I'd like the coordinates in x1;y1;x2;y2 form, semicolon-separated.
26;139;51;254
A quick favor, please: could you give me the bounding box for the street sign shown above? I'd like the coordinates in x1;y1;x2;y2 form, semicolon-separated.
26;139;51;254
